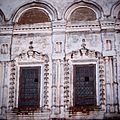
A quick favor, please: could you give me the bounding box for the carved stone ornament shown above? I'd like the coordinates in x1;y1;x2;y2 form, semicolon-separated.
15;41;49;62
64;40;105;111
67;41;102;60
8;41;50;112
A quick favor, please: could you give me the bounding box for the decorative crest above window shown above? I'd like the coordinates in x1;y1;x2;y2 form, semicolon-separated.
15;41;49;62
67;39;102;60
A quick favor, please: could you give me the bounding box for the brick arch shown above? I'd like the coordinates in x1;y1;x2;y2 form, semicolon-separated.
12;2;58;24
64;1;103;21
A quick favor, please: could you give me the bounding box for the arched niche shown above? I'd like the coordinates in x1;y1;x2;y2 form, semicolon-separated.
17;8;50;24
64;1;103;21
69;7;96;21
12;2;57;24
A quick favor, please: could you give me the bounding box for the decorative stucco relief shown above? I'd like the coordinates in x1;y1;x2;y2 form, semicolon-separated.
66;33;102;54
63;38;108;114
9;43;50;113
0;36;11;55
12;34;51;58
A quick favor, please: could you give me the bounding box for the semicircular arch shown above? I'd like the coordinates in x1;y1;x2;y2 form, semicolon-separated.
12;1;58;24
64;1;103;21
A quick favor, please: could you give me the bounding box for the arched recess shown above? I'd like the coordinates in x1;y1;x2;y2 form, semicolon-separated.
17;8;50;24
111;1;120;19
12;2;58;24
69;7;97;21
64;1;103;21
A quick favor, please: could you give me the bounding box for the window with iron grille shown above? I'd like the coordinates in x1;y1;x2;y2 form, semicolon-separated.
18;67;41;110
73;64;96;107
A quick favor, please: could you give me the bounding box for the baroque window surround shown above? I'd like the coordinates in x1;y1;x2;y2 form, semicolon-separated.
8;43;50;113
64;41;106;113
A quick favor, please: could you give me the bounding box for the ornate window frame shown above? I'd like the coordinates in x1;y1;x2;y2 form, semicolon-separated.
70;60;99;107
8;47;50;113
64;42;106;112
16;63;43;109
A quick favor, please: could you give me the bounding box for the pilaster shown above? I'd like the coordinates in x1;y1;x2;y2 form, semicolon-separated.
0;62;3;115
1;62;9;118
59;60;64;118
51;60;58;117
113;56;119;112
104;57;112;113
51;20;66;118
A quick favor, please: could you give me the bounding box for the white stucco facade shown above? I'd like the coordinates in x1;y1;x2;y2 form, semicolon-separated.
0;0;120;119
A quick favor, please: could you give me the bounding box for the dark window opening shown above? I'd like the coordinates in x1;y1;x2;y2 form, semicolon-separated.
73;64;96;107
85;76;89;82
18;66;41;111
34;78;38;82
